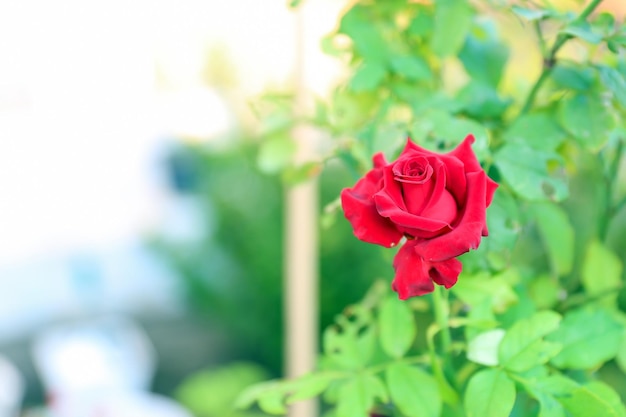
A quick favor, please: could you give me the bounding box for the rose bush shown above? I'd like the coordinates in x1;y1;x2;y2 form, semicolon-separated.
341;134;498;299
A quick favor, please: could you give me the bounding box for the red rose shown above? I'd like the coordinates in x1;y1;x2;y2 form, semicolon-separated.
341;135;498;299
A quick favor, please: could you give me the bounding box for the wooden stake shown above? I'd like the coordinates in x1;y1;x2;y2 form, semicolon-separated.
284;3;318;417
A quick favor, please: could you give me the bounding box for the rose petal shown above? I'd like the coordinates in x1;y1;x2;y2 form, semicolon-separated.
429;257;463;288
375;190;451;236
420;188;458;226
400;159;436;214
485;175;499;208
391;241;463;298
415;171;487;262
447;134;482;174
380;164;408;212
401;137;423;155
439;155;467;205
401;136;477;206
373;152;388;169
375;165;451;236
341;156;403;248
392;241;434;299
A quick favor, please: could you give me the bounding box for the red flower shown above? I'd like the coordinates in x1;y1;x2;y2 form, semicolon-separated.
341;135;498;299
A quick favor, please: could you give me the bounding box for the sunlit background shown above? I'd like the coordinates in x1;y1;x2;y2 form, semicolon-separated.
0;0;343;415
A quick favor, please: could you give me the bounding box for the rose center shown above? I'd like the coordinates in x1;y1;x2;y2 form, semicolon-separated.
393;157;433;184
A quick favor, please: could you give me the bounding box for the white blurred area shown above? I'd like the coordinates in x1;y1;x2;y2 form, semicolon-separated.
0;0;343;412
0;0;342;337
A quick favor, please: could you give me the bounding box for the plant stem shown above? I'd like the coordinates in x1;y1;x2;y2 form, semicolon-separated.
534;20;547;57
519;0;605;116
432;286;451;355
600;139;624;241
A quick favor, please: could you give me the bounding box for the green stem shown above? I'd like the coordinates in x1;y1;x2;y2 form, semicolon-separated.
365;354;430;375
615;196;626;217
600;140;623;241
518;0;605;116
432;286;451;355
534;20;547;57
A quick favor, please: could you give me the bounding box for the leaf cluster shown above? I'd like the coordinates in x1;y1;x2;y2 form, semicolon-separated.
241;0;626;415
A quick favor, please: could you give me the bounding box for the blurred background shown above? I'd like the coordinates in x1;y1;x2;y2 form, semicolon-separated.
0;0;391;416
1;0;625;416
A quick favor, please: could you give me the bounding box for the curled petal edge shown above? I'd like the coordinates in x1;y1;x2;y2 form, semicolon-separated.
392;241;463;299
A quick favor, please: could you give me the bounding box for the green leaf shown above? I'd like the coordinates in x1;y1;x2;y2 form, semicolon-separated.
524;375;577;417
430;0;474;57
581;239;623;306
430;114;490;160
234;381;290;414
598;65;626;108
464;369;515;417
503;112;567;152
182;363;269;415
336;375;387;417
236;381;276;410
528;202;575;276
495;142;568;201
258;386;288;415
559;381;626;417
408;8;434;38
390;55;432;81
527;375;626;417
323;305;376;370
464;299;497;342
459;20;509;87
559;92;615;151
561;20;603;44
532;390;567;417
330;90;378;131
551;64;595;91
456;81;512;118
287;373;336;403
350;63;387;92
386;363;442;417
586;382;626;417
372;122;410;162
547;308;623;369
467;329;505;366
511;6;553;21
452;270;519;313
608;39;621;54
340;5;390;64
409;110;489;160
378;296;416;358
591;12;616;37
529;275;561;309
498;311;562;372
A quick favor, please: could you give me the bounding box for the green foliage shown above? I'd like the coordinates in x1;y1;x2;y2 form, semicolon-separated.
378;296;416;359
177;362;271;417
547;308;623;370
201;0;626;415
386;363;441;417
528;202;575;276
463;369;515;417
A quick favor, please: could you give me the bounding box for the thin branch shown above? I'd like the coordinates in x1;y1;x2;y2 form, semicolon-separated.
518;0;605;116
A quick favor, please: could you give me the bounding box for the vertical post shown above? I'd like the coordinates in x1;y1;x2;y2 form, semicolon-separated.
284;3;318;417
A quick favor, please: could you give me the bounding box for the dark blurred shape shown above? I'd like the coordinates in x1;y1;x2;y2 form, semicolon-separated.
154;140;391;376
